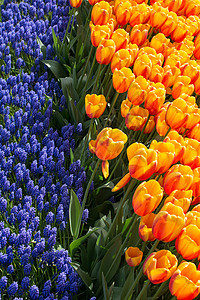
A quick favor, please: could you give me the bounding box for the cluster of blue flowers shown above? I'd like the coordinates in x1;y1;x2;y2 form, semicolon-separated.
0;0;89;299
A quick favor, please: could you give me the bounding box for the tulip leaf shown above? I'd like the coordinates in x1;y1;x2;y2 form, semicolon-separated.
102;272;111;300
69;189;81;238
69;227;98;257
42;60;67;79
99;235;122;286
71;262;93;291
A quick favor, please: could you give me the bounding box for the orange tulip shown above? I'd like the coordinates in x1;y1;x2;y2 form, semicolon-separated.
89;128;127;178
186;210;200;228
175;225;200;260
163;130;185;164
143;250;178;284
190;167;200;198
155;103;170;137
115;0;132;26
69;0;82;7
111;49;131;72
185;0;200;17
162;65;181;88
125;106;149;131
143;116;155;134
169;261;200;300
152;203;186;242
180;139;200;169
121;98;132;118
96;38;116;65
163;164;194;195
171;19;189;43
164;190;192;213
150;3;169;29
162;0;182;12
91;24;112;47
144;82;166;115
127;43;139;66
111;28;129;51
149;65;164;83
129;3;150;27
128;76;149;106
130;24;149;46
125;247;143;267
149;140;175;174
133;54;152;79
85;94;107;118
150;33;170;54
132;180;163;216
187;123;200;141
112;67;135;93
172;76;194;99
180;61;200;85
160;11;178;36
165;98;189;130
139;213;156;241
91;1;112;25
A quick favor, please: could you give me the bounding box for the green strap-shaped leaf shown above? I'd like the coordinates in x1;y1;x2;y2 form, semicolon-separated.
69;189;81;238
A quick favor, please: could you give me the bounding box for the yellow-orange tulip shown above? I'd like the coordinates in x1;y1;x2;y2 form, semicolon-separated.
139;213;156;242
165;98;189;130
143;250;178;284
186;210;200;228
171;19;189;43
127;43;139;66
91;1;112;25
160;11;178;36
125;106;149;131
163;164;194;195
162;65;181;88
149;3;169;29
125;247;143;267
91;25;112;47
149;140;175;174
121;98;132;118
111;49;131;72
129;3;150;27
180;61;200;85
152;203;186;242
175;225;200;260
163;130;185;164
96;39;116;65
180;139;200;169
128;76;149;106
112;67;135;93
164;190;192;213
69;0;82;7
111;28;129;51
187;123;200;142
145;82;166;115
115;0;132;26
130;24;149;46
85;94;107;119
190;167;200;198
172;76;194;99
169;262;200;300
149;65;164;83
89;128;127;178
143;116;155;134
155;103;170;137
162;0;182;12
132;180;163;216
150;33;170;54
133;54;152;79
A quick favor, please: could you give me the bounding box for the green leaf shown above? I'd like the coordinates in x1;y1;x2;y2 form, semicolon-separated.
36;37;46;58
69;227;98;257
102;272;110;300
71;262;93;291
99;236;122;285
42;60;67;79
70;148;74;164
69;189;81;238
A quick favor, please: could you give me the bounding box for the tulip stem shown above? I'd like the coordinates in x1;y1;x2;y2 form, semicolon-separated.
98;64;111;94
124;239;160;300
136;280;150;300
151;280;169;300
104;92;119;127
91;63;102;93
107;147;127;181
163;127;171;140
77;44;94;91
137;114;151;142
106;178;137;243
144;127;156;146
80;118;94;163
61;8;75;51
75;158;101;239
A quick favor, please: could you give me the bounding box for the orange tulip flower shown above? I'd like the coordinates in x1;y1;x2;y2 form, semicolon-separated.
165;98;189;130
121;98;132;118
149;140;175;174
162;0;182;12
89;128;127;178
150;33;170;54
91;1;112;25
145;82;166;115
111;49;131;72
143;250;178;284
169;261;200;300
125;106;149;131
90;24;112;47
163;130;185;164
163;164;194;195
129;3;150;27
85;94;107;119
112;143;157;192
172;76;194;99
115;0;132;26
171;19;189;43
69;0;82;7
143;116;155;134
96;38;116;65
127;43;139;66
175;225;200;260
139;213;156;242
149;65;164;83
180;139;200;169
187;123;200;141
111;28;129;51
130;24;149;46
152;203;186;242
132;180;163;216
190;167;200;199
164;190;192;213
133;54;152;79
155;103;170;137
162;65;181;88
186;210;200;228
160;11;178;36
185;0;200;17
112;67;135;93
180;61;200;85
128;76;149;106
125;247;143;267
150;3;169;29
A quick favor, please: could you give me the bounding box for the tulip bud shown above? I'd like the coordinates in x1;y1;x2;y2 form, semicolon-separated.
125;247;143;267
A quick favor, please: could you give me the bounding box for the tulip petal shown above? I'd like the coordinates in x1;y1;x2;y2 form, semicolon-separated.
102;160;109;179
112;173;131;192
